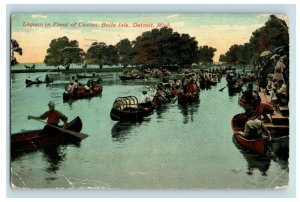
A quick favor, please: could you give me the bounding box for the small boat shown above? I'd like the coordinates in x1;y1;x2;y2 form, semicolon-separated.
11;117;83;153
231;113;271;155
76;73;101;79
119;75;147;81
63;84;103;101
25;78;54;86
177;93;200;104
110;96;155;122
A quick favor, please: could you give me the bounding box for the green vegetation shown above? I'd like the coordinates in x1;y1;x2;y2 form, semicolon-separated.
219;15;289;65
39;14;288;70
11;39;23;66
44;36;85;70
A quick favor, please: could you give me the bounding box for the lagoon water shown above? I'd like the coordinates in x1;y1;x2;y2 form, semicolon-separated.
10;66;289;190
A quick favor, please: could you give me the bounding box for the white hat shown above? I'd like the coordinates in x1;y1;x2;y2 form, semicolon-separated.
48;101;55;107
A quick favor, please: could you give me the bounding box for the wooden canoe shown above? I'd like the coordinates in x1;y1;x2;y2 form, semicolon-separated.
110;96;155;122
231;113;271;155
11;116;83;153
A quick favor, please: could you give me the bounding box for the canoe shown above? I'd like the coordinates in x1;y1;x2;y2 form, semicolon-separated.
119;75;147;81
110;96;155;122
25;79;54;86
63;85;103;101
231;113;271;155
11;116;83;153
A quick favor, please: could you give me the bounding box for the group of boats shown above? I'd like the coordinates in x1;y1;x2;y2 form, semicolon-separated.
231;93;289;156
14;66;288;158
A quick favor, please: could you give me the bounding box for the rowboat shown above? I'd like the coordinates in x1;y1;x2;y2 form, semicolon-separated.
231;113;271;155
177;93;200;104
25;78;54;86
11;117;83;153
110;96;155;122
63;85;103;101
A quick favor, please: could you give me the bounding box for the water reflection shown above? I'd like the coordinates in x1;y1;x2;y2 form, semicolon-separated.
42;145;67;173
111;122;136;142
12;141;81;174
232;136;271;176
232;135;289;176
155;105;170;120
178;102;200;124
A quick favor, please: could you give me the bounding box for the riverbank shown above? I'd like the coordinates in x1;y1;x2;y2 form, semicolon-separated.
11;67;127;74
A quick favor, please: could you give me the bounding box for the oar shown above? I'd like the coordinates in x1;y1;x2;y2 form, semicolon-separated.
219;84;228;92
32;119;88;139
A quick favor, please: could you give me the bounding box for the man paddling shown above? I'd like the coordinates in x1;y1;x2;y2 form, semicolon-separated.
28;101;68;133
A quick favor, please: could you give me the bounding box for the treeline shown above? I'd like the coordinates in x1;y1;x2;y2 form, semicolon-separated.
12;15;288;68
42;27;217;70
219;15;289;65
11;29;217;68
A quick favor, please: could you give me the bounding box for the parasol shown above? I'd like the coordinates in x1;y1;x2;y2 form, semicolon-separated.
260;51;272;57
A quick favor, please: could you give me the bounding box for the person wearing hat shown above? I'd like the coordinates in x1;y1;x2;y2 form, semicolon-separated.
28;101;68;133
140;91;152;107
237;111;270;139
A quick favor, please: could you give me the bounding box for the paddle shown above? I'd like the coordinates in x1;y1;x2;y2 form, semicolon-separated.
32;119;88;139
219;84;228;92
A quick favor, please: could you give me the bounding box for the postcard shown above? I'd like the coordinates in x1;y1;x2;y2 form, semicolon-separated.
10;12;289;190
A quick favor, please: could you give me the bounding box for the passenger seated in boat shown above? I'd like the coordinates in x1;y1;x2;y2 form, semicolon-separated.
140;91;152;107
253;102;275;123
84;83;92;93
186;80;198;95
45;74;51;82
27;101;68;134
237;112;270;139
35;77;41;82
241;83;260;107
66;82;73;94
170;85;181;96
153;83;167;102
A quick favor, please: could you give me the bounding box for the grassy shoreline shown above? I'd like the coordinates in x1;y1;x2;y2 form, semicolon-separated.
11;67;128;74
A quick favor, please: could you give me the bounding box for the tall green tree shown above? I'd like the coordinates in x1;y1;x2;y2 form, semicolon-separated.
11;39;23;66
220;15;289;65
87;42;119;68
132;27;198;68
86;42;107;69
250;15;289;52
44;36;85;70
197;45;217;64
116;39;133;68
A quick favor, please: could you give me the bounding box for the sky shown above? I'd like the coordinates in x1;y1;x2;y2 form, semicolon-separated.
11;13;288;63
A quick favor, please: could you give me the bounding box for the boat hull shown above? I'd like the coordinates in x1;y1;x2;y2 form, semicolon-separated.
11;117;82;153
231;113;271;155
63;85;102;101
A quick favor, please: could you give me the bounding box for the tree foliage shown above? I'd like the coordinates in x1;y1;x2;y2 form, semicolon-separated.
132;27;198;68
116;39;133;68
197;46;217;64
220;14;289;65
44;36;85;70
11;39;23;66
86;42;119;69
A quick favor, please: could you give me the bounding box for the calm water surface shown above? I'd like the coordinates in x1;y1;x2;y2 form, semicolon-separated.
10;70;289;189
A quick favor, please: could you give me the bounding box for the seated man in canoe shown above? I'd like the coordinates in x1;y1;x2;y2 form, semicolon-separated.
139;91;152;108
28;101;68;134
237;111;270;140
